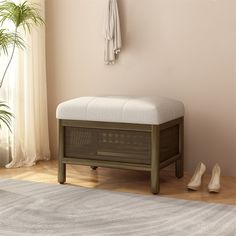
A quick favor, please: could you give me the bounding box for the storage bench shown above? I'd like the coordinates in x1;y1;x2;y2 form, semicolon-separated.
56;96;185;194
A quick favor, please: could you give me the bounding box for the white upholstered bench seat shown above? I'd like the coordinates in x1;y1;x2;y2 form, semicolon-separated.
56;96;184;125
57;96;185;194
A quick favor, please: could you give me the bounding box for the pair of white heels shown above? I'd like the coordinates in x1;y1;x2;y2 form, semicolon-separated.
187;163;221;193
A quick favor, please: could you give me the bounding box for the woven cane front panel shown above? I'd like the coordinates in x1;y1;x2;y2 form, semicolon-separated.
64;126;151;164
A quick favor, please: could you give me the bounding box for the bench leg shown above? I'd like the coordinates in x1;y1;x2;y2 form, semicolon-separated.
151;125;160;194
176;118;184;179
175;158;184;179
58;161;66;184
151;168;160;194
58;120;66;184
91;166;98;170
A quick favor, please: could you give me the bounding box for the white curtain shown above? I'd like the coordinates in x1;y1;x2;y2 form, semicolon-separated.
0;55;14;166
1;0;50;168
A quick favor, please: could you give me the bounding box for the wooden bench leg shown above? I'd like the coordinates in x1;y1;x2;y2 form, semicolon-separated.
151;168;160;194
151;125;160;194
58;161;66;184
175;159;184;179
176;118;184;179
91;166;98;170
58;120;66;184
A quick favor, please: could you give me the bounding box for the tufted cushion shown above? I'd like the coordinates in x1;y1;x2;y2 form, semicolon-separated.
56;96;184;125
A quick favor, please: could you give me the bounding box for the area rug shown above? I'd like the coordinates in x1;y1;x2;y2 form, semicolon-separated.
0;179;235;236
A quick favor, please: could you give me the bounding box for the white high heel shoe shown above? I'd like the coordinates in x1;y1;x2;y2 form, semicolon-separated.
187;162;206;191
208;164;221;193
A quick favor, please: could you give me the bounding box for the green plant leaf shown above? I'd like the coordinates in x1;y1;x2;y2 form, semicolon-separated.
0;101;13;132
0;0;44;32
0;28;25;55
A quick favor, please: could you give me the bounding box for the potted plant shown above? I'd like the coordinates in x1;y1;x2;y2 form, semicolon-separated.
0;0;44;131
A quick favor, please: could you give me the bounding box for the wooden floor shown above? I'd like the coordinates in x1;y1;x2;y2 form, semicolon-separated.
0;160;236;205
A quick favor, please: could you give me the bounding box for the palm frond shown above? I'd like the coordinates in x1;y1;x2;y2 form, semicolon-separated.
0;28;25;55
0;0;44;32
0;101;13;132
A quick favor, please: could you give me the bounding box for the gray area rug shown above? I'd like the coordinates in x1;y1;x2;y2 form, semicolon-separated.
0;179;236;236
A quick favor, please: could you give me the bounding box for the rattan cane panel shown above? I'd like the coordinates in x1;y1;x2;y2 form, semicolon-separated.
64;127;151;164
64;124;179;165
160;125;179;162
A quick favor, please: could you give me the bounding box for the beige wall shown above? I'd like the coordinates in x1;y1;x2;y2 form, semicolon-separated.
45;0;236;176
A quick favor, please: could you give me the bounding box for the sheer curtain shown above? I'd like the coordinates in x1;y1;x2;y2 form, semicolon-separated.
0;55;15;166
0;0;50;168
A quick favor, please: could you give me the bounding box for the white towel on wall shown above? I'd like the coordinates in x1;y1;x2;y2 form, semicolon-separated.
103;0;122;65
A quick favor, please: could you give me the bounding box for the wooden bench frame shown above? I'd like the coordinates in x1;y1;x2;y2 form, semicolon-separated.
58;117;184;194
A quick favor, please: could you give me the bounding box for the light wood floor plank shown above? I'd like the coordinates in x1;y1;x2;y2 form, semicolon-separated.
0;160;235;205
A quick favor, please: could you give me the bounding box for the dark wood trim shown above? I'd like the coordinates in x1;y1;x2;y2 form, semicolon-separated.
159;118;182;131
151;125;160;194
64;153;150;165
176;117;184;178
160;154;181;169
63;158;151;171
58;120;66;184
61;120;152;132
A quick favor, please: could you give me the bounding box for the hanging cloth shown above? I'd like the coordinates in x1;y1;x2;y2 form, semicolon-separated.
103;0;122;65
